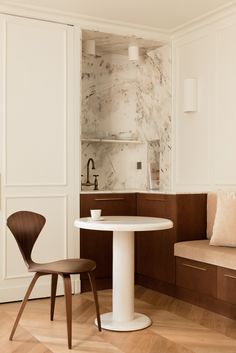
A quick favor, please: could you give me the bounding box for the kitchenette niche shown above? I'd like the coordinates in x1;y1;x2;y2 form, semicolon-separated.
81;30;171;191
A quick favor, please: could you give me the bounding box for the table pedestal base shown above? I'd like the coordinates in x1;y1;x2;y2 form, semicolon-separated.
95;312;151;331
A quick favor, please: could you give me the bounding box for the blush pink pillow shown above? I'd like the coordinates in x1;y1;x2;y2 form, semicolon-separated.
210;191;236;247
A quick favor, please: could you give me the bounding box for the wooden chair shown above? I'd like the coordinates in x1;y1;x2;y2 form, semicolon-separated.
7;210;101;349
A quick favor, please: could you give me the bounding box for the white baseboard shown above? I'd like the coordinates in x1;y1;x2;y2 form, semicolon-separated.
0;277;81;303
74;278;81;294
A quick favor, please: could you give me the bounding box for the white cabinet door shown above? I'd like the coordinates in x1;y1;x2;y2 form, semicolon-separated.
0;15;80;302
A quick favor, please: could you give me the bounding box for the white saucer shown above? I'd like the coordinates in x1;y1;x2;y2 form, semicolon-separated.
87;217;105;221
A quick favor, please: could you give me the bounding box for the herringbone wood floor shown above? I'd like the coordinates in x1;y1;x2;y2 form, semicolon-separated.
1;286;236;353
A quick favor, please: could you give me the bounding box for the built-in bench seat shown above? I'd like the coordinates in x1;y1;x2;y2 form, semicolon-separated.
174;239;236;270
174;239;236;319
174;191;236;320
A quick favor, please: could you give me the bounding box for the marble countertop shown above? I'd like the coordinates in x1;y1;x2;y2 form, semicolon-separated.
80;189;171;194
80;189;206;195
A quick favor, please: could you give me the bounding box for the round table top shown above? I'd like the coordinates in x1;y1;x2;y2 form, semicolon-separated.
74;216;173;232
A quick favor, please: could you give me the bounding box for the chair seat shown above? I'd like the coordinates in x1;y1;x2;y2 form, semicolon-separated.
29;258;96;274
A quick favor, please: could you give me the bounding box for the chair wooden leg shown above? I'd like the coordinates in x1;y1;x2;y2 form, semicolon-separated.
50;274;58;321
88;271;101;331
62;274;72;349
9;272;41;340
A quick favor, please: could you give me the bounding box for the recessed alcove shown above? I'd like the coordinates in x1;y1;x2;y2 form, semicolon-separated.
81;30;171;191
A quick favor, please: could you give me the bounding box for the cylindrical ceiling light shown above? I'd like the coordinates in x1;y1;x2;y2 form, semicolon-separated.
128;45;139;61
83;39;96;56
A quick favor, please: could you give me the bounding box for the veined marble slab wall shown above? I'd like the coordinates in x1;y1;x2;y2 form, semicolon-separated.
81;45;171;191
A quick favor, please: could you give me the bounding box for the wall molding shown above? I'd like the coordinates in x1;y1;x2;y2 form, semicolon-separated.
0;279;66;303
2;15;69;187
0;0;170;43
172;11;236;192
2;0;236;42
172;31;211;191
0;1;235;53
172;1;236;39
3;194;68;280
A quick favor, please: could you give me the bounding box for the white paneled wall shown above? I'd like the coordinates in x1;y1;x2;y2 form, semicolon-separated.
214;21;236;184
173;13;236;191
0;15;79;302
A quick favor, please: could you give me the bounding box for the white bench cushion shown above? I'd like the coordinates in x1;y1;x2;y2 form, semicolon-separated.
174;240;236;270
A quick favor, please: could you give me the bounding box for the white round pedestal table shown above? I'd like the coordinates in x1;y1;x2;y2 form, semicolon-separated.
74;216;173;332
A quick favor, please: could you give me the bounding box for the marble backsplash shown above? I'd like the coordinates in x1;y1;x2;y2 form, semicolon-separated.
81;45;171;191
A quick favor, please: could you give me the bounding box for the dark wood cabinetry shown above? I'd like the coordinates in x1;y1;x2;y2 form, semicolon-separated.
80;193;136;291
79;192;236;320
135;194;176;295
80;192;206;294
176;257;217;297
176;260;236;319
135;193;206;296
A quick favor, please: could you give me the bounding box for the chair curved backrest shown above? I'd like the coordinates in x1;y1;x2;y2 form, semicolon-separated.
7;211;46;267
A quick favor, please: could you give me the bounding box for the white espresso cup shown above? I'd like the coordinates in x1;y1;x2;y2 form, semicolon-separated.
90;209;101;220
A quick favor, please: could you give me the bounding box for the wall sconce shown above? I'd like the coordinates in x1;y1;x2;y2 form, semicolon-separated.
183;78;197;112
83;39;96;56
128;45;139;61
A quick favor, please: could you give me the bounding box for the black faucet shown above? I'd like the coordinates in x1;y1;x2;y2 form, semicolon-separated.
87;158;95;183
81;158;99;190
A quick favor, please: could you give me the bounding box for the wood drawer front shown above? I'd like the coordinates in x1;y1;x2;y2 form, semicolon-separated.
176;257;217;297
137;193;175;219
80;193;136;217
218;267;236;305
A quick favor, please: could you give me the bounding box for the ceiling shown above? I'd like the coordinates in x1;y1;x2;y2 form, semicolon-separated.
4;0;236;31
82;30;163;56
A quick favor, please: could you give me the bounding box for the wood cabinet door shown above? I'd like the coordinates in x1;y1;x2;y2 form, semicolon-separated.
175;194;207;242
217;267;236;305
80;193;136;290
136;194;176;284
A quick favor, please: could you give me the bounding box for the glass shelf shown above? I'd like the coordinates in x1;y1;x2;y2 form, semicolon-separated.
81;138;143;144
